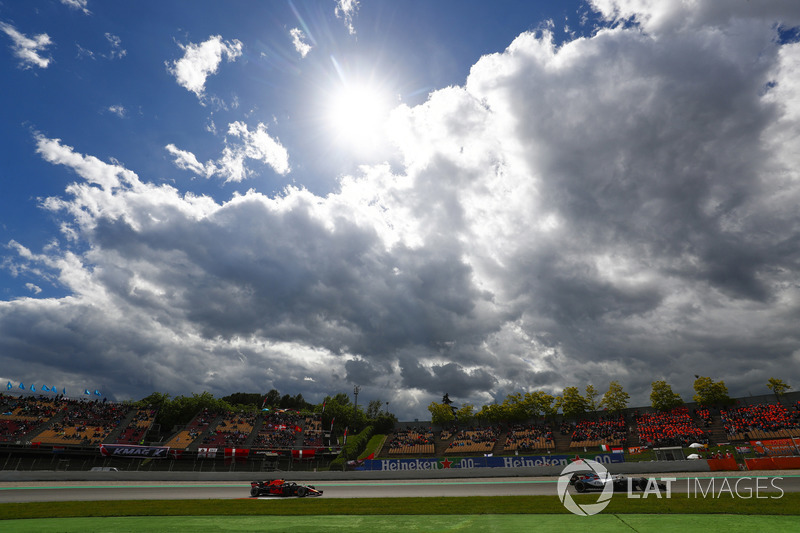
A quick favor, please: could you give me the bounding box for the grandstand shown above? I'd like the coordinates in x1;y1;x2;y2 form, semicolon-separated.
568;415;627;449
444;427;500;454
635;406;708;447
196;411;258;448
303;415;323;447
387;427;435;455
32;400;130;446
721;402;800;440
504;423;554;452
2;390;800;472
0;394;58;443
162;408;219;450
250;410;303;450
113;408;158;445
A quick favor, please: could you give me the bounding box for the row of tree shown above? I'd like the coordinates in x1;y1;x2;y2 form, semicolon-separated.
135;389;396;440
427;377;793;426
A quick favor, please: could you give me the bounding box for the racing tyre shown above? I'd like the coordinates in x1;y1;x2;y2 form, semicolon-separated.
250;487;260;497
575;480;587;493
297;486;307;498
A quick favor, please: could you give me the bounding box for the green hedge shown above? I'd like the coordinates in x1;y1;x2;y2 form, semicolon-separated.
329;426;374;470
359;434;386;459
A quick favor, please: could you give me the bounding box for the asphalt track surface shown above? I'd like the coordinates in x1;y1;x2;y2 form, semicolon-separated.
1;472;798;503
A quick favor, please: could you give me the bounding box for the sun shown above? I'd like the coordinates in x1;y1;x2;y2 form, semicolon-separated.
325;81;391;154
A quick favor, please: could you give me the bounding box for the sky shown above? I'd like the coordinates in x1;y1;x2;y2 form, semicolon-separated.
1;1;800;420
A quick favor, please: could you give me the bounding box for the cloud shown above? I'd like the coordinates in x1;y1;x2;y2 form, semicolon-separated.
290;28;312;58
4;4;800;418
60;0;90;15
590;0;800;34
0;22;53;69
75;43;94;60
107;105;126;118
166;121;290;181
165;144;208;176
25;283;42;295
104;33;126;59
335;0;360;35
166;35;243;103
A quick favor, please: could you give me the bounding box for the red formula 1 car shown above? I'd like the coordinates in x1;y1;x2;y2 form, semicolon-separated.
250;479;323;498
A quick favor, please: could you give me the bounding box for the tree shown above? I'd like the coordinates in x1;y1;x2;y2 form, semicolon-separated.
557;387;589;419
650;380;683;411
501;392;529;422
366;399;383;419
767;378;791;403
427;401;456;425
320;393;353;434
600;381;630;413
693;376;732;406
262;389;281;408
154;391;231;435
455;403;475;424
135;392;171;410
522;391;556;419
585;385;600;416
222;392;264;408
475;403;505;423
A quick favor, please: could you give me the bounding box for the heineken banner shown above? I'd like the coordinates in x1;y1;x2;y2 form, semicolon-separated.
353;453;624;471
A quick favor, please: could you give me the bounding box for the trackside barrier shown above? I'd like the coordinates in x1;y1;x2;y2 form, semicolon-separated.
745;456;800;470
707;457;738;471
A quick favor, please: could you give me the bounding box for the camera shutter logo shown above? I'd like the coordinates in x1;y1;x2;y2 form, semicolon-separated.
556;459;614;516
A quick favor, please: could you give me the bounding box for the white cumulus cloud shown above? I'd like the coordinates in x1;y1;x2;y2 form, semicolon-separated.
290;28;312;58
335;0;360;35
166;121;290;182
0;22;53;69
166;35;243;103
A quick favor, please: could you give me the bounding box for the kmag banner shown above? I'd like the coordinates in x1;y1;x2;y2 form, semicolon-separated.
355;453;624;471
99;444;170;458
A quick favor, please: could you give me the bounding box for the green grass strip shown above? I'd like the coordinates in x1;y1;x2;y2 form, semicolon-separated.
1;494;798;520
1;514;799;533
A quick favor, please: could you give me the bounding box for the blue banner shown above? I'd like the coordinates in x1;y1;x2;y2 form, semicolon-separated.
355;453;624;471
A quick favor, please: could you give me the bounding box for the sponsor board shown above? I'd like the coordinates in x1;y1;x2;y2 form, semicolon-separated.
750;439;799;456
355;453;624;471
99;444;170;458
197;447;218;458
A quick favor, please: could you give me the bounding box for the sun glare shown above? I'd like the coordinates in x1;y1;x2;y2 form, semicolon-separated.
326;81;391;154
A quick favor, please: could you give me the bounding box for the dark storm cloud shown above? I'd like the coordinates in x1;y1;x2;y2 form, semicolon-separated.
399;358;497;397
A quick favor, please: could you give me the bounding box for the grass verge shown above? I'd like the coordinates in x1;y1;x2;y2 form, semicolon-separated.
1;493;798;520
3;514;800;533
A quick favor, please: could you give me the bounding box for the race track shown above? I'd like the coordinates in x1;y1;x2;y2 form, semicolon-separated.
1;472;798;503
